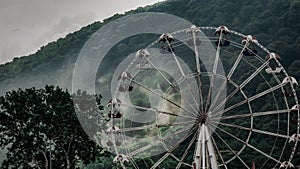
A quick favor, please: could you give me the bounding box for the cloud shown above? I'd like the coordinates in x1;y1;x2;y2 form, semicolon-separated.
34;12;97;46
0;0;161;64
0;44;22;63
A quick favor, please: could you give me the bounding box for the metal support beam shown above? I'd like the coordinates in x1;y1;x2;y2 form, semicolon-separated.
194;124;219;169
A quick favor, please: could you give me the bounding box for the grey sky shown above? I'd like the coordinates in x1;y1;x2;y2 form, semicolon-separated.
0;0;161;64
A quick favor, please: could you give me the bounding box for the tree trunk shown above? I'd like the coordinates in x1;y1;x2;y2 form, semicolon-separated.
41;151;48;169
63;148;70;169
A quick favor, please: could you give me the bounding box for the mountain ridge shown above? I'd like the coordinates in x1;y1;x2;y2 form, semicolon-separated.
0;0;299;95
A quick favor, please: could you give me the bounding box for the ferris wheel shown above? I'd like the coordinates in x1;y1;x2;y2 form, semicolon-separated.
102;25;300;169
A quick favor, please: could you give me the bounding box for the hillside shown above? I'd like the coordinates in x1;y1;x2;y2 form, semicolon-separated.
0;0;299;95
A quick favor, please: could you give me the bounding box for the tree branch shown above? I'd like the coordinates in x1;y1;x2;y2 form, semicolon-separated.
40;151;48;169
67;134;75;155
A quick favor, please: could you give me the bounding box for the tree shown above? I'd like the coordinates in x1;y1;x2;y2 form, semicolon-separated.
0;86;107;168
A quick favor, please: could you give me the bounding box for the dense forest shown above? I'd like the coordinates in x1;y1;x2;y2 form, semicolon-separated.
0;0;299;168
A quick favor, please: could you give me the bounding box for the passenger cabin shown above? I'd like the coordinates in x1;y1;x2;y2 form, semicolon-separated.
241;35;258;56
118;71;134;92
108;111;122;118
113;154;129;163
136;49;150;69
265;53;282;74
214;25;230;47
186;25;201;46
159;33;175;54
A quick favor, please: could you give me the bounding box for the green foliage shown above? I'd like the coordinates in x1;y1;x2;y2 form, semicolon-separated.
0;86;108;168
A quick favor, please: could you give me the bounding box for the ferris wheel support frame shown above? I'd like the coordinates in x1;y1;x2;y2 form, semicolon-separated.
194;124;218;169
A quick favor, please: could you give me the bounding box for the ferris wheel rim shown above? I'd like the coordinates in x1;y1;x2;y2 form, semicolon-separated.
105;25;299;169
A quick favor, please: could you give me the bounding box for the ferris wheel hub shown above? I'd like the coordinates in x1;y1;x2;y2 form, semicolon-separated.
197;114;208;125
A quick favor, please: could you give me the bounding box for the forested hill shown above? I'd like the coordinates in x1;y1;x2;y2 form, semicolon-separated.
0;0;299;95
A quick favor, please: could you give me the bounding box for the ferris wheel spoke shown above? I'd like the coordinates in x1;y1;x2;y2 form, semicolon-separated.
197;74;205;113
260;94;281;169
215;109;290;121
209;78;227;113
212;83;285;118
150;152;172;169
226;41;249;80
175;130;198;169
218;122;290;139
204;32;223;113
210;83;240;115
210;132;228;169
121;124;155;133
214;124;282;165
212;99;248;118
141;55;199;114
192;31;205;114
150;126;197;169
173;73;198;85
211;60;268;115
120;120;195;133
248;83;283;102
165;40;200;110
128;124;193;157
239;61;269;89
169;153;193;168
164;37;191;74
120;103;197;120
213;129;250;169
180;76;200;114
212;65;283;120
275;140;289;169
128;78;197;118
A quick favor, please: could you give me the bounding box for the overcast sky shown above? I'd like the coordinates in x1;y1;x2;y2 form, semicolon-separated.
0;0;162;64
